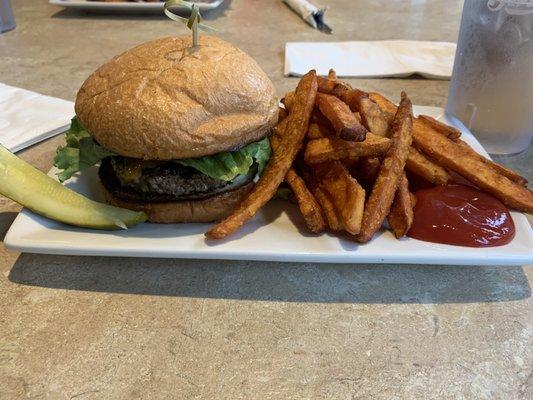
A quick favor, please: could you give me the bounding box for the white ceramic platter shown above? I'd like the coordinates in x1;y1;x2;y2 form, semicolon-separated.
5;106;533;265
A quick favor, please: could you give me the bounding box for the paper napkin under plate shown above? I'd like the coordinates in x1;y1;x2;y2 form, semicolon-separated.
0;83;74;152
285;40;456;79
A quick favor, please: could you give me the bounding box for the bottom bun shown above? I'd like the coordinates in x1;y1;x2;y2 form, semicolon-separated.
102;182;253;223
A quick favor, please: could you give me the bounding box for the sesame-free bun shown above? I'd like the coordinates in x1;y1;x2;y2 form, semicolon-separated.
75;36;278;160
102;181;254;223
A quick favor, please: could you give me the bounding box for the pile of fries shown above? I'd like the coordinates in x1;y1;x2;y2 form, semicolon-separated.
206;70;533;242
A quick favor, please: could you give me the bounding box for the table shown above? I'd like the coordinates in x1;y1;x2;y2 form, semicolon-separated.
1;1;531;398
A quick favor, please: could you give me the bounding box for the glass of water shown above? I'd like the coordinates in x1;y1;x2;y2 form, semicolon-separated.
0;0;15;33
446;0;533;155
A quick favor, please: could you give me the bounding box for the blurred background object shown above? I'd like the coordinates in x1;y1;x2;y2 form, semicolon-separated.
49;0;224;13
282;0;331;33
446;0;533;155
0;0;15;33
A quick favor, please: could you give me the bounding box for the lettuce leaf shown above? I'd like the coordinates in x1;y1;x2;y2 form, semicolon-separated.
276;187;293;200
54;117;271;183
241;137;271;176
53;147;82;184
177;137;271;181
54;117;116;182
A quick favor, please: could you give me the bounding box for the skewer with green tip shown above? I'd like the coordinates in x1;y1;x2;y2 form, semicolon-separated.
164;0;216;47
0;144;147;230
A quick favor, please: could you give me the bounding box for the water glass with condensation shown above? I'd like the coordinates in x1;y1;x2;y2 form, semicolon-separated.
0;0;15;33
446;0;533;155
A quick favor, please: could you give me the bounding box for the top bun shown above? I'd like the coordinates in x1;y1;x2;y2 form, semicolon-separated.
75;36;278;159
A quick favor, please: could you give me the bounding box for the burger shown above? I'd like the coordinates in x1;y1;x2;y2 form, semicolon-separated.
54;36;278;223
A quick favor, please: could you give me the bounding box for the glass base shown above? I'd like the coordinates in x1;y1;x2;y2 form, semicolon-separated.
482;139;531;157
0;24;15;33
444;111;532;156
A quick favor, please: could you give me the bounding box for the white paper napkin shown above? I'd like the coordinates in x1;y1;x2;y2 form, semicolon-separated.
285;40;456;80
0;83;74;152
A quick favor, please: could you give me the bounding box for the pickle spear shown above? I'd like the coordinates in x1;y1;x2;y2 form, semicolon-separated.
0;145;147;229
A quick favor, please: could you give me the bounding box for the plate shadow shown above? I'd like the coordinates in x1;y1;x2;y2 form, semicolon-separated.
0;212;18;242
8;254;531;304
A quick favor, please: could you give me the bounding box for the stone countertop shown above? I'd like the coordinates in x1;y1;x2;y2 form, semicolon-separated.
0;1;531;399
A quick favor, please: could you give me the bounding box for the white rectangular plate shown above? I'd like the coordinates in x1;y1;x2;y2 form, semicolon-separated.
49;0;224;12
5;106;533;265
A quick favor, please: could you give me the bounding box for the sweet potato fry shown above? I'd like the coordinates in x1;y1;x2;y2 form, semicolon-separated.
417;113;526;185
314;188;342;231
387;172;414;238
406;146;450;185
361;157;381;177
341;158;359;174
278;106;288;122
368;92;397;117
370;92;527;187
307;121;334;140
357;92;413;243
310;108;325;123
302;161;364;233
317;75;337;93
304;134;390;164
331;88;391;137
410;192;417;207
331;82;350;99
371;93;462;142
318;162;365;235
418;115;461;140
337;89;367;112
454;139;528;186
316;93;367;141
205;70;318;239
357;97;391;137
272;120;327;234
412;120;533;213
357;149;449;189
285;168;326;233
305;127;448;185
282;91;295;111
327;69;337;81
276;117;289;137
318;77;354;100
355;157;380;187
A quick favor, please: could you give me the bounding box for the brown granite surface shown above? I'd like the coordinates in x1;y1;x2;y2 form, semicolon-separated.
0;1;531;399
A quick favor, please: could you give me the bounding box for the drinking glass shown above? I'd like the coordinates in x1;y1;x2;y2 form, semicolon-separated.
446;0;533;155
0;0;15;33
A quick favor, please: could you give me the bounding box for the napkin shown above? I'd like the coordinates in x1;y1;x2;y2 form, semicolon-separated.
285;40;456;79
0;83;74;152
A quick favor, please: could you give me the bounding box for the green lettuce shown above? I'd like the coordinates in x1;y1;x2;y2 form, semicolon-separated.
176;137;271;182
54;117;116;182
54;117;271;183
276;187;293;200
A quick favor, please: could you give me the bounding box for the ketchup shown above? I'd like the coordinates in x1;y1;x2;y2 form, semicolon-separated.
407;184;515;247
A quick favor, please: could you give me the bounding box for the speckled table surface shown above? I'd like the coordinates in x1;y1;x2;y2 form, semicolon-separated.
1;1;532;399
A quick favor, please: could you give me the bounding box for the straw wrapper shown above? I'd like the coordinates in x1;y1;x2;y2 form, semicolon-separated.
283;0;332;33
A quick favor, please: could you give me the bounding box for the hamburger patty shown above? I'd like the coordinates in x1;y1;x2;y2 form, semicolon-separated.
99;157;256;203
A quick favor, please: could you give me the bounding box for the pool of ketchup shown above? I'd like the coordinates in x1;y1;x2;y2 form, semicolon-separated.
407;184;515;247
